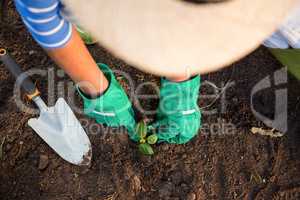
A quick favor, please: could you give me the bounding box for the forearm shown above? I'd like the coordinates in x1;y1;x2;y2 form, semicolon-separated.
14;0;108;96
46;26;108;95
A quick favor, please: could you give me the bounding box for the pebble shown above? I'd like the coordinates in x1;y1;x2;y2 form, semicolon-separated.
161;145;169;151
187;192;196;200
28;50;35;55
38;155;49;170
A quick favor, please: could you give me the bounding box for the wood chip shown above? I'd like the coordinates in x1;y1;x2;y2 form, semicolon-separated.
251;127;284;138
38;155;49;170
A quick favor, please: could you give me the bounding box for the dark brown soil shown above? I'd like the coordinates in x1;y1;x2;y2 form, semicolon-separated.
1;2;300;200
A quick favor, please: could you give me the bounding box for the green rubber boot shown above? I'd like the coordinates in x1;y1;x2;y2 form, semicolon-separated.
77;63;137;140
150;76;201;144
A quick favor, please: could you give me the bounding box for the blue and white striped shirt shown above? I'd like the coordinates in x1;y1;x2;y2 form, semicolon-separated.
14;0;72;49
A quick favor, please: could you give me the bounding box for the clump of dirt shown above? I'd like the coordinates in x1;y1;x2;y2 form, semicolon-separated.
1;1;300;200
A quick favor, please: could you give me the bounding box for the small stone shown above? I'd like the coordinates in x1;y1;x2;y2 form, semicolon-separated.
161;145;169;151
124;174;131;180
29;50;35;55
38;155;49;170
187;193;196;200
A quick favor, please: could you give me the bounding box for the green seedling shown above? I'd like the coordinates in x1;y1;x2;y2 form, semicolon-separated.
136;120;147;140
136;121;158;155
138;143;154;155
147;134;158;145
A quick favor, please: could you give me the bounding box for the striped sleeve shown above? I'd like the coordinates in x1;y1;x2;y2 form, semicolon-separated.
14;0;72;49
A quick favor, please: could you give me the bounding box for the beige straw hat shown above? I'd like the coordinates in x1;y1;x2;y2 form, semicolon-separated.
64;0;297;77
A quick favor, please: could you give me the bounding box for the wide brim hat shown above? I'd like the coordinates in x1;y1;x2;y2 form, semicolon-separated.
64;0;297;77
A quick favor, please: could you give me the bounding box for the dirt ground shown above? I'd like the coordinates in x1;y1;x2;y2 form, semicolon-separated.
1;2;300;200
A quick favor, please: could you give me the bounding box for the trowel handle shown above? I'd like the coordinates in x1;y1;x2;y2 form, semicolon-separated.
0;48;40;100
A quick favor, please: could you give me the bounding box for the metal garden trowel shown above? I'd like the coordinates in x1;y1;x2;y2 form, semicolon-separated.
0;49;92;166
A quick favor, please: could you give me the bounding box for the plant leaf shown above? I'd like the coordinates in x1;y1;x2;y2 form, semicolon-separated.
138;143;154;155
136;121;147;139
139;138;146;144
147;134;158;145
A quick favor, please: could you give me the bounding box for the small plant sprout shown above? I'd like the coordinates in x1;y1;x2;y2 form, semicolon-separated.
138;143;154;155
147;134;158;145
136;120;147;142
135;120;158;156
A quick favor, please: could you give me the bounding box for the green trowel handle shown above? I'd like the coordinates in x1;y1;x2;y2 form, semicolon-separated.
0;48;40;99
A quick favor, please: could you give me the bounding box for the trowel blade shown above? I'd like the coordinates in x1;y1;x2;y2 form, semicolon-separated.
28;98;92;166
